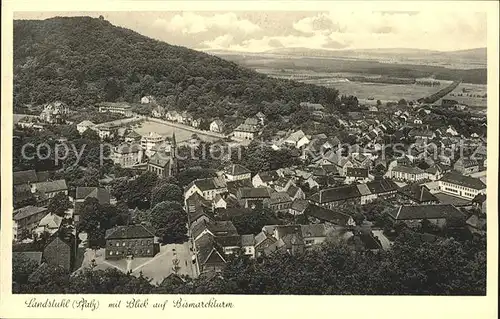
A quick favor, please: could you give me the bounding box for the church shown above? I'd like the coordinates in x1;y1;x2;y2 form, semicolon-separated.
146;133;178;177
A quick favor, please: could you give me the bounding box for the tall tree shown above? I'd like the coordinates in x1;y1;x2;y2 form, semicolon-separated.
149;201;187;244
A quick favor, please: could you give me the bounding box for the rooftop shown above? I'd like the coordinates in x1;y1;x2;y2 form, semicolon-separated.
105;224;155;240
440;172;486;190
389;204;465;221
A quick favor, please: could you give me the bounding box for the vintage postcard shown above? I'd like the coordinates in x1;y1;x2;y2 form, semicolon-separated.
1;1;498;318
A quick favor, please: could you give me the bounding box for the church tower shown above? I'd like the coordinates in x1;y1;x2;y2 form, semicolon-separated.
169;132;178;176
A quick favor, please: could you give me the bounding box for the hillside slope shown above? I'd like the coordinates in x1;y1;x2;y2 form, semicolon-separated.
13;17;339;118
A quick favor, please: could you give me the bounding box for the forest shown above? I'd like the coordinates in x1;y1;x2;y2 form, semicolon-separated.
13;17;340;119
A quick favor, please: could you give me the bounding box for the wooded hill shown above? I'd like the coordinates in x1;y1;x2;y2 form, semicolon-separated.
13;17;340;119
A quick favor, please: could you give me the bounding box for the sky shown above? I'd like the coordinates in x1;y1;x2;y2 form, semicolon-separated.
15;11;487;52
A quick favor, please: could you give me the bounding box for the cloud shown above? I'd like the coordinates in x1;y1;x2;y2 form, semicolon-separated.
290;11;487;51
154;12;260;35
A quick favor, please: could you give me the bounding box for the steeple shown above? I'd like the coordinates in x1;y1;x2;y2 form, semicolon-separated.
169;132;178;176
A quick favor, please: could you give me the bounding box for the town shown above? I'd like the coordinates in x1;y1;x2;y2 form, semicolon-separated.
10;15;487;296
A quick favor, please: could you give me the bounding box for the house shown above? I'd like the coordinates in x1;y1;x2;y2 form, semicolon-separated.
98;102;133;117
76;120;97;134
252;170;280;188
397;184;439;204
472;193;487;214
425;165;443;181
191;118;202;128
345;167;369;183
13;206;49;241
73;187;110;224
39;101;69;123
289;199;310;216
265;191;292;213
124;130;142;143
309;179;398;208
152;105;165;118
166;111;183;122
209;119;224;133
185;177;228;201
233;123;260;140
301;224;327;248
284;130;310;148
95;124;116;140
388;204;465;228
191;220;239;242
195;233;227;273
43;236;72;271
237;187;271;209
213;194;227;209
453;158;480;175
215;235;242;255
13;184;36;209
141;132;166;156
31;180;68;201
34;213;63;237
105;225;157;260
438;172;486;200
466;215;486;235
147;150;176;178
141;95;156;104
390;165;426;182
13;170;40;186
304;204;355;227
223;164;251;181
112;143;143;168
254;231;278;257
255;112;266;125
286;184;305;200
241;234;256;258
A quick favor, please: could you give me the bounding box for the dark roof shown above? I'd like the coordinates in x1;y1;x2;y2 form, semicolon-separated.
192;220;238;239
286;185;301;197
75;187;110;204
352;229;382;250
214;207;252;220
301;224;326;238
195;233;226;265
13;170;38;185
466;215;486;230
346;167;369;178
472;193;486;204
149;151;171;168
304;204;353;226
389;204;465;221
33;180;67;193
257;170;280;183
440;172;486;190
366;179;399;194
13;251;43;265
454;158;479;168
309;185;361;203
13;184;35;204
392;165;425;174
226;179;253;195
189;177;226;192
290;199;309;213
105;225;155;240
241;234;255;246
238;187;270;199
13;206;48;221
36;171;51;182
224;164;251;176
267;191;292;205
398;184;439;203
215;235;241;247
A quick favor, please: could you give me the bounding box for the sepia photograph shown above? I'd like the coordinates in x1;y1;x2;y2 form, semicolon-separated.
5;6;494;299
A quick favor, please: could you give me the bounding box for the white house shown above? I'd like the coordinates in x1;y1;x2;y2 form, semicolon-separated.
223;164;251;181
438;172;486;200
76;120;96;134
141;95;156;104
210;120;224;133
184;177;228;201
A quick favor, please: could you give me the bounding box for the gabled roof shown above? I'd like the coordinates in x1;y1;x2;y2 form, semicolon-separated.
304;204;353;226
33;180;67;194
286;184;302;197
440;172;486;190
256;170;280;183
234;123;260;133
192;220;238;239
38;213;63;229
309;185;361;203
77;120;96;127
238;187;271;199
224;164;251;176
188;177;226;192
346;167;369;178
389;204;464;221
215;235;241;247
195;233;226;265
301;224;326;238
149;151;171;167
13;206;48;221
290;199;309;213
13;170;38;185
75;187;110;204
255;231;277;246
398;184;439;203
241;234;255;246
267;191;292;205
392;165;425;174
105;225;155;240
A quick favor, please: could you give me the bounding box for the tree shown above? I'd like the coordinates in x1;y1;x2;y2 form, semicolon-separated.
12;253;39;288
151;183;183;207
231;208;282;235
47;192;72;217
376;99;382;106
149;201;187;244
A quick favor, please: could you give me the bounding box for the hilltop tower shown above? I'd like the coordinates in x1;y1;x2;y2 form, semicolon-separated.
169;132;178;176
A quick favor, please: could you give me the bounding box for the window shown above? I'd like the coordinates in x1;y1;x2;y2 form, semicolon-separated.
122;242;126;246
109;251;113;255
141;240;144;245
116;242;119;247
147;240;151;245
147;249;151;253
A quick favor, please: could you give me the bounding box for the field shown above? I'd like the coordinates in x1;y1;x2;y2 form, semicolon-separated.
133;121;219;143
437;83;487;108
